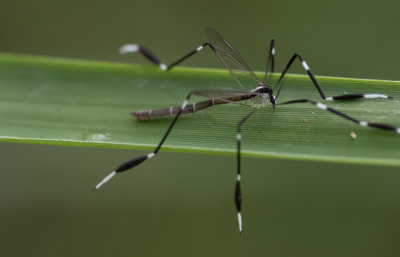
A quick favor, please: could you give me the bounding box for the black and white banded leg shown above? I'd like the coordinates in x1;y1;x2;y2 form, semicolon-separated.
235;109;257;237
92;92;194;191
263;39;275;83
92;89;251;191
279;99;400;134
273;53;392;102
119;42;210;71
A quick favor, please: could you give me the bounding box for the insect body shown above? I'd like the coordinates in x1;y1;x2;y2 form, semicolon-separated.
93;27;399;236
132;85;274;120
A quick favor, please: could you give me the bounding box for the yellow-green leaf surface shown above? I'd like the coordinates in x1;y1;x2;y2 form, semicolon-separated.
1;53;399;166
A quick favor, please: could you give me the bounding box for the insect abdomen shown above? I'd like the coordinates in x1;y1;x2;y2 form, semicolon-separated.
132;99;211;120
131;97;246;120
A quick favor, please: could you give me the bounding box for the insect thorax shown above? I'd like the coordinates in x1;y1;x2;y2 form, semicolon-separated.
250;93;270;108
250;85;273;108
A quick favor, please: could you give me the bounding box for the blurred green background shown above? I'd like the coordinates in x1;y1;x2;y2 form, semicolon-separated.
1;0;400;256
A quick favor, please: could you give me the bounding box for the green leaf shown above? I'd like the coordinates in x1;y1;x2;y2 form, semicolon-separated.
1;52;400;166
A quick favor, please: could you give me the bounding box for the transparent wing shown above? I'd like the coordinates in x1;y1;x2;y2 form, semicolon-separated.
191;89;252;108
191;89;251;98
205;27;262;92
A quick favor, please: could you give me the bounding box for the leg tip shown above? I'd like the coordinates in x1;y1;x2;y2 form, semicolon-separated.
119;44;139;54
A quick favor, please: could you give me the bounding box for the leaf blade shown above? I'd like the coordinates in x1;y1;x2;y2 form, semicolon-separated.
1;53;400;166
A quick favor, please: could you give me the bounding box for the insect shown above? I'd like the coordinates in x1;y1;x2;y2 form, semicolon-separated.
92;27;399;236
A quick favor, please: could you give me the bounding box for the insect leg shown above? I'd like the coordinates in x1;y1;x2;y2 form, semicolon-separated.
119;42;211;71
91;92;195;191
235;109;257;237
273;53;326;100
278;99;400;134
324;93;392;101
273;53;392;102
263;39;275;83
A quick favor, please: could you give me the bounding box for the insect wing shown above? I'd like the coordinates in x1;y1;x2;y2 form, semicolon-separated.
191;89;251;98
205;27;262;91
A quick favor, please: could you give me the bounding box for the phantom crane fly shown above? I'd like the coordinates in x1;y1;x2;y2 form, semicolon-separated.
93;27;399;236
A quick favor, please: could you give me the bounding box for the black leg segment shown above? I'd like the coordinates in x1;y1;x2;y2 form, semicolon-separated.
278;99;400;134
235;109;257;237
92;92;196;192
120;42;210;71
263;39;275;83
